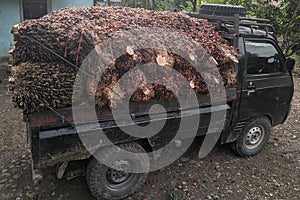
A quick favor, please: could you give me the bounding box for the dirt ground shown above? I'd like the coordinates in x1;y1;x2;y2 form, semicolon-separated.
0;62;299;200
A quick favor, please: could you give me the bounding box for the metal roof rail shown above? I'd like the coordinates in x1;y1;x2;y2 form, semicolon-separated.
185;12;276;46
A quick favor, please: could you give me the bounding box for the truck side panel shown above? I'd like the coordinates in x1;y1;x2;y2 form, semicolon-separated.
31;105;230;167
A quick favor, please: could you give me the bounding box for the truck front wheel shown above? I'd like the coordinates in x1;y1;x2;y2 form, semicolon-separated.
86;143;149;200
232;117;271;156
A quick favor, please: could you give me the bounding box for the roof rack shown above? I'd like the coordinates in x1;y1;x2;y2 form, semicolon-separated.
186;12;276;47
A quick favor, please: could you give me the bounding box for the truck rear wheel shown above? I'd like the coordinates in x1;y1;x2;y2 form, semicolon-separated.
86;143;148;200
232;117;271;156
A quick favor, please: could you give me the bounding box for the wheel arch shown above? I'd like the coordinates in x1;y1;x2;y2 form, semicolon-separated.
231;116;272;156
262;114;273;126
222;114;273;144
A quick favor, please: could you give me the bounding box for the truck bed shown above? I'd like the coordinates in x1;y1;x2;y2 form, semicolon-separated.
26;88;236;128
26;88;236;167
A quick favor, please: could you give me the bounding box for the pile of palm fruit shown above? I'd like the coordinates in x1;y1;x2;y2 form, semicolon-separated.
9;6;238;112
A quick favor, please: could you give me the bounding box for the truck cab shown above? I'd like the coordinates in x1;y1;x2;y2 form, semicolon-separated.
237;31;293;127
193;4;295;156
230;29;294;155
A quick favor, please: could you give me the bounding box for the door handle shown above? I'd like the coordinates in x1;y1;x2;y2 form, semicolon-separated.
247;88;256;95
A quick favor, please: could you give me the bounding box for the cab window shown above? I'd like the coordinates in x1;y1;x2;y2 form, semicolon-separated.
245;40;282;74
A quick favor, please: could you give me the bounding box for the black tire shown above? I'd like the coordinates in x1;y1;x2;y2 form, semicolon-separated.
199;4;247;17
86;143;149;200
232;117;271;156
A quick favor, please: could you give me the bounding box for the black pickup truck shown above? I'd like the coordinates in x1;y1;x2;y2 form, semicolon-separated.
24;4;297;200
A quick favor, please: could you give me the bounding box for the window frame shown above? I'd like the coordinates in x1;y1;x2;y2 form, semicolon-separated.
243;38;286;76
19;0;52;22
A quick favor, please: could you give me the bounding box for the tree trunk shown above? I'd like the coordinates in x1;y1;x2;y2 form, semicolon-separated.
152;0;156;10
142;0;146;8
192;0;197;12
121;0;126;7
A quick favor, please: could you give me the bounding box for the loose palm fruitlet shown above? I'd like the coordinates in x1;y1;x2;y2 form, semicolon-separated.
10;6;238;112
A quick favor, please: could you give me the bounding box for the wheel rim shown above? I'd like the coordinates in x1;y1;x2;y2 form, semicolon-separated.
245;126;265;149
105;159;138;191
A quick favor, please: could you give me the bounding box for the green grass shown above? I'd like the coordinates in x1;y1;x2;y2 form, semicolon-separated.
167;182;185;200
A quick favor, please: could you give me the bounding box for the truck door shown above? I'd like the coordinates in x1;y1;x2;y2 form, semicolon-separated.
238;38;294;125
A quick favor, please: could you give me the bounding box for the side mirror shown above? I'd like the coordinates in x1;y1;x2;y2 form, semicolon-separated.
267;57;275;64
285;58;296;72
